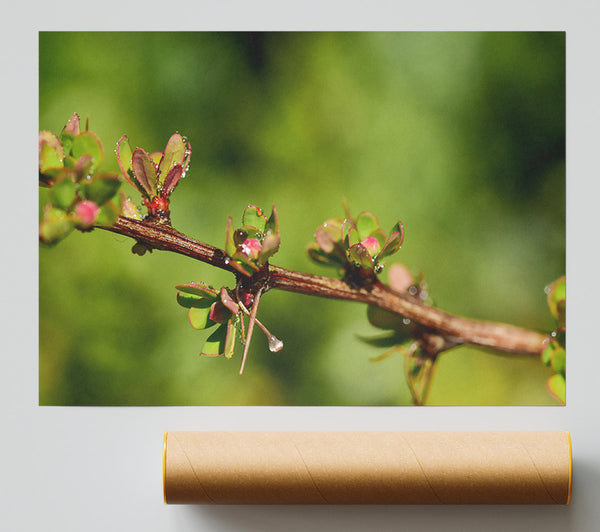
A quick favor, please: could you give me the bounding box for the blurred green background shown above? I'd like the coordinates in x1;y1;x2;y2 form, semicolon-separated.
39;32;565;405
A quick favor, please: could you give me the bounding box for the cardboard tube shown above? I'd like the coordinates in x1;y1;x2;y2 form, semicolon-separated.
163;431;572;505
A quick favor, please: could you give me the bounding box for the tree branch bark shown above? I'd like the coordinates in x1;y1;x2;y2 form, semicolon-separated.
105;216;549;357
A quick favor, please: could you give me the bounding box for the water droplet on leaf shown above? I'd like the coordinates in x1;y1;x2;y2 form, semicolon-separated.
402;318;411;325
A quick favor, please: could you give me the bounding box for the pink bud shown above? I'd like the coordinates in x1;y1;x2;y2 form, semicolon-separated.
361;236;381;256
75;200;99;226
388;263;414;292
64;113;81;135
241;238;262;260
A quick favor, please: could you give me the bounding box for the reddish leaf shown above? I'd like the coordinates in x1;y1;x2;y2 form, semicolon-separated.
220;287;239;315
64;113;81;135
131;148;157;197
161;165;183;197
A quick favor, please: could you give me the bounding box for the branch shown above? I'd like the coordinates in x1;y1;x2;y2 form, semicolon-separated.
105;216;549;357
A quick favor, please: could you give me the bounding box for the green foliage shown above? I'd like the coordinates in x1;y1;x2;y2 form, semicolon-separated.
116;133;191;222
175;282;238;359
546;374;566;404
39;32;565;406
308;204;404;280
546;276;566;329
225;205;281;276
39;113;122;245
360;262;438;404
175;280;281;370
541;276;566;404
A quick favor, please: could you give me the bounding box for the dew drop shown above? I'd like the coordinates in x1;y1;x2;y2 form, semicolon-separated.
544;286;551;295
267;335;283;352
224;257;230;265
402;318;411;325
408;286;418;296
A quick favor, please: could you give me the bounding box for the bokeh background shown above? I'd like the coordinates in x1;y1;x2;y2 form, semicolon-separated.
39;32;565;405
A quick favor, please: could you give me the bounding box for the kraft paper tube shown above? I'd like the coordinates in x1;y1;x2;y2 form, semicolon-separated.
163;431;572;505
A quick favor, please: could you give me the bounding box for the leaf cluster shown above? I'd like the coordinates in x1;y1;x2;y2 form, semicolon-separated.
39;113;121;245
307;203;404;280
542;276;566;404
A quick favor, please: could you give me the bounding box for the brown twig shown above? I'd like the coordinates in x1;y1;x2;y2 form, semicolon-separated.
105;216;550;357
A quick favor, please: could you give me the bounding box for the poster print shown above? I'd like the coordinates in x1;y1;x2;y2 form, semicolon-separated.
39;32;565;406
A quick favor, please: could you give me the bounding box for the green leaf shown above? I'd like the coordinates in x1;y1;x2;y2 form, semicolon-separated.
546;276;566;327
95;202;119;227
546;374;566;405
39;131;64;173
60;132;75;157
49;178;76;211
82;176;121;204
239;226;263;241
377;222;404;260
551;346;566;375
355;212;379;241
370;228;387;250
223;320;237;359
158;133;187;183
357;332;410;348
367;305;407;330
343;220;359;249
188;299;218;330
258;232;280;265
348;243;374;270
117;135;134;180
229;258;254;277
177;291;202;308
176;282;218;298
541;342;554;366
72;154;95;182
242;205;267;233
315;218;343;253
120;193;142;220
225;216;236;256
230;252;260;274
71;132;104;173
264;206;279;236
39;207;74;245
201;323;228;356
307;243;344;267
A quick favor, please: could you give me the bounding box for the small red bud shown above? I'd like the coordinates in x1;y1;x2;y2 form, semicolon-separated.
361;236;380;257
239;290;254;308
